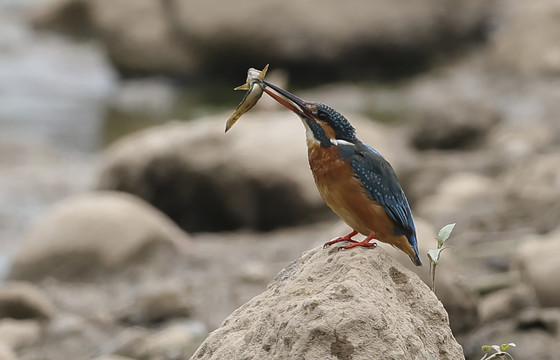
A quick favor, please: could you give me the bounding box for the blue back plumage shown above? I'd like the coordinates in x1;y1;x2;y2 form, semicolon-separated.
337;141;421;263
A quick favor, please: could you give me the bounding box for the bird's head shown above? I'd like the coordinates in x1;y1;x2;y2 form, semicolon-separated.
263;81;356;148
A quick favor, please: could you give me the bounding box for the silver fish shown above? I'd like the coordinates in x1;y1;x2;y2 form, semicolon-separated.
225;64;269;132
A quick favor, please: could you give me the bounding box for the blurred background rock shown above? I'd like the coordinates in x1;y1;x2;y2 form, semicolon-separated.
1;0;560;359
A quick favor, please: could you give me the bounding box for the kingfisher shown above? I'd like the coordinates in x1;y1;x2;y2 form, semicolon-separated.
262;81;422;266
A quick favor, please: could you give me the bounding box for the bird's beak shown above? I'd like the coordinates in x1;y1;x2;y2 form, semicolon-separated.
262;81;314;120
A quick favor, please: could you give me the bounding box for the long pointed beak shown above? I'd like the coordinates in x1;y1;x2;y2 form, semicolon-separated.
262;81;314;119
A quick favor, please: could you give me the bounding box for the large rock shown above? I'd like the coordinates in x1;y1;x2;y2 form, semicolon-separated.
478;285;538;324
417;172;505;233
118;285;192;325
8;191;189;281
409;101;501;150
515;230;560;307
30;0;494;77
191;245;464;360
96;112;410;232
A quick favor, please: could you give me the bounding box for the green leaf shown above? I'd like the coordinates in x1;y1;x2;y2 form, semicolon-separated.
437;223;455;246
481;345;492;353
501;343;516;351
428;249;442;264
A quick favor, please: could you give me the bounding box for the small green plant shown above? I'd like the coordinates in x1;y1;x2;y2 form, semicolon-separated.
480;343;516;359
427;223;455;292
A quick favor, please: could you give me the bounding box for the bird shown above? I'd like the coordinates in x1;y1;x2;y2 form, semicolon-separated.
262;81;422;266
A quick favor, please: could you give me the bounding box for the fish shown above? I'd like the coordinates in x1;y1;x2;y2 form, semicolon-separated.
225;64;269;132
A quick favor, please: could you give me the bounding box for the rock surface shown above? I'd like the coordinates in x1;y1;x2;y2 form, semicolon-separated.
96;112;412;233
8;191;189;281
192;245;464;360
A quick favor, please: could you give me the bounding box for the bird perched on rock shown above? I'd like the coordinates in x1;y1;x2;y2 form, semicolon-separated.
262;81;422;266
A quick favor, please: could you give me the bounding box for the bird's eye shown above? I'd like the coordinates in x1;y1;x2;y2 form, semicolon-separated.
317;111;329;121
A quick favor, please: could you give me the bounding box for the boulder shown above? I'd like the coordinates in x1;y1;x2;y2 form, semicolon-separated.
515;230;560;307
416;172;505;233
30;0;494;78
410;101;501;150
8;191;189;281
478;285;538;324
0;282;55;320
191;245;464;360
96;112;408;233
491;0;560;75
118;285;192;325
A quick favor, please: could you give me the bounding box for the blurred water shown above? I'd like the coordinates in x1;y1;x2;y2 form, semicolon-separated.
0;16;117;152
0;5;117;278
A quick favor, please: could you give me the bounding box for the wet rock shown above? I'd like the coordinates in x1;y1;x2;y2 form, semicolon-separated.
516;231;560;307
0;319;41;350
0;282;55;320
410;101;501;150
8;191;189;281
31;0;494;78
96;112;407;233
491;0;560;75
192;245;464;360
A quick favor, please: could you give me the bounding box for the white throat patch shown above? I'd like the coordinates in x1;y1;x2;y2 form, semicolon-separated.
330;139;353;146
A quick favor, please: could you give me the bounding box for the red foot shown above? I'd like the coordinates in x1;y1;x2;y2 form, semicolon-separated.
323;230;358;248
339;233;377;251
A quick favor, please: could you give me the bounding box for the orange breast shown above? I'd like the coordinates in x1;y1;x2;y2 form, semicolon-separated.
308;143;399;243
